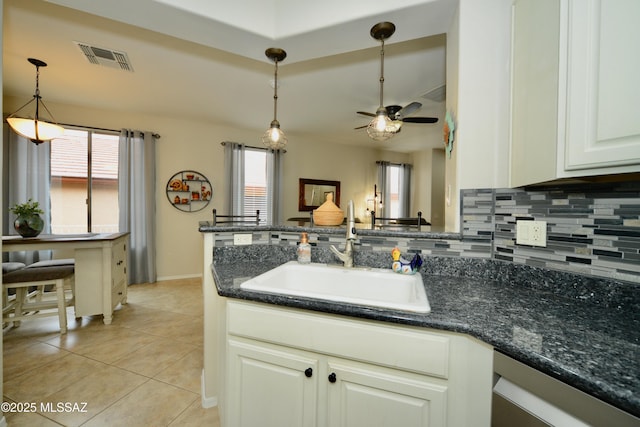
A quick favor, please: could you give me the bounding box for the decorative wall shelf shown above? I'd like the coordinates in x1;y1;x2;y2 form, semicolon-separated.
166;170;212;212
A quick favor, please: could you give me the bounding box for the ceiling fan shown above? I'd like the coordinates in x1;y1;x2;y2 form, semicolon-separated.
359;22;439;140
355;102;438;131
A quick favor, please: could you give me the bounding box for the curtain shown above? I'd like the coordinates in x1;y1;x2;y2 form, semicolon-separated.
377;161;391;217
118;130;156;284
398;163;412;217
2;124;52;263
266;148;283;225
224;142;245;215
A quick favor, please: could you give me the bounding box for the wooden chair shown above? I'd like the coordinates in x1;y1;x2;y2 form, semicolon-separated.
370;211;430;230
2;265;75;333
212;209;261;225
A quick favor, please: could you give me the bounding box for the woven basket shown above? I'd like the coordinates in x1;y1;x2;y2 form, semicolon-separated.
313;193;344;226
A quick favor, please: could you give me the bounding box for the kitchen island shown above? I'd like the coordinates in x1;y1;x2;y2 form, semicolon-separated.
200;224;638;425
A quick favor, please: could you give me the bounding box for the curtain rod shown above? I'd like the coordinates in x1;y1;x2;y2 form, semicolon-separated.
60;122;161;139
376;160;411;166
220;141;286;153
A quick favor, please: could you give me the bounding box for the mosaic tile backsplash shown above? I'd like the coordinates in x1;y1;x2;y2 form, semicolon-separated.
462;181;640;283
211;181;639;284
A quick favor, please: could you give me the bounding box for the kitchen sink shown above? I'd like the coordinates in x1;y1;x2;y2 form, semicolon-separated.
240;261;430;313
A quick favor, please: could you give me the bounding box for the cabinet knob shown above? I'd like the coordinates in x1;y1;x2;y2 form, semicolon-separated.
328;372;336;383
304;368;313;378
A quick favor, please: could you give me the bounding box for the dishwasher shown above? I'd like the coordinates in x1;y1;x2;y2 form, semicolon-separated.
492;351;639;427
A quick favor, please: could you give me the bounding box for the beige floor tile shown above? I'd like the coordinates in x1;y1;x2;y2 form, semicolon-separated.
115;306;192;331
169;399;221;426
154;347;203;393
3;340;69;382
82;379;198;427
4;410;62;427
135;314;202;345
4;354;104;402
40;365;148;427
51;327;159;364
112;337;195;377
4;352;106;402
3;277;220;426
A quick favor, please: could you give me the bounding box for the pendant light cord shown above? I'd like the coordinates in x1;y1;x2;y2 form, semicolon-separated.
273;59;279;122
378;39;385;108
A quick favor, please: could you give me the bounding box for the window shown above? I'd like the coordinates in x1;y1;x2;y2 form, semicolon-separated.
50;128;120;234
226;143;282;225
387;164;402;218
243;148;268;222
378;162;411;218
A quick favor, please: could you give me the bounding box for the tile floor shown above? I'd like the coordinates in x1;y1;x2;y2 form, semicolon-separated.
2;277;220;426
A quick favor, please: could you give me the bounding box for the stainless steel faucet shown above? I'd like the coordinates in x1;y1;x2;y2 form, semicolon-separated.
330;200;356;267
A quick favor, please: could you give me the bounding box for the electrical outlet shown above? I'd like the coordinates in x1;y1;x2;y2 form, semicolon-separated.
233;233;252;245
516;220;547;247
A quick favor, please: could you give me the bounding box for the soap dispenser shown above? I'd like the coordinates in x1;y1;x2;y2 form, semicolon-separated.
297;232;311;264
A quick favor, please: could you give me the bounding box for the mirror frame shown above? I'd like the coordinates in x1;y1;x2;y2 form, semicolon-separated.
298;178;341;211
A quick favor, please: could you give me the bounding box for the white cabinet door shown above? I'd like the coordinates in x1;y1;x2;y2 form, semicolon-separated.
326;358;448;427
227;338;319;427
564;0;640;171
510;0;640;187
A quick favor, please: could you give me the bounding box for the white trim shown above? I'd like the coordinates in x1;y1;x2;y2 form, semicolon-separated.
201;369;218;408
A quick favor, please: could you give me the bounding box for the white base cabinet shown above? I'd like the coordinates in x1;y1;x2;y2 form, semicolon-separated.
224;300;492;427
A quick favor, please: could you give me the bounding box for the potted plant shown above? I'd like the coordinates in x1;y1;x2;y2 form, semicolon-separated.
10;198;45;238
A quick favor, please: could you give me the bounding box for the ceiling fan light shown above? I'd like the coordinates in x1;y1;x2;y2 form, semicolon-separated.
7;117;64;144
367;113;396;141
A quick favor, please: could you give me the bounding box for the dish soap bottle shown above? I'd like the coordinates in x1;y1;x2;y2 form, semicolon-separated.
297;232;311;264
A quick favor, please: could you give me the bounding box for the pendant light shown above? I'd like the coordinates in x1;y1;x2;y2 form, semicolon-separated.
6;58;64;145
261;48;288;150
367;22;399;142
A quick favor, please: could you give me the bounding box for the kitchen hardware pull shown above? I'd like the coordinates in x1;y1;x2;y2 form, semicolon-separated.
328;373;336;383
304;368;313;378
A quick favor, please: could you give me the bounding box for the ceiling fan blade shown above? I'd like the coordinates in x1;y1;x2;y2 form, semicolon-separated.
357;111;376;118
402;117;438;124
397;102;422;119
354;124;368;130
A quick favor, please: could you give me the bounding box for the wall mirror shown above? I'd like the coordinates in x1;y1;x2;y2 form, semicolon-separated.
298;178;340;211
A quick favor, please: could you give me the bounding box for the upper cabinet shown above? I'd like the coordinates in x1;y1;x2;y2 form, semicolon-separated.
510;0;640;187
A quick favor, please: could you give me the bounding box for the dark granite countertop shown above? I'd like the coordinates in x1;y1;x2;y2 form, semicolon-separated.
211;245;640;417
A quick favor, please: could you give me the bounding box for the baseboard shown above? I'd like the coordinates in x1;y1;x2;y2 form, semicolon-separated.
155;273;202;282
201;369;218;408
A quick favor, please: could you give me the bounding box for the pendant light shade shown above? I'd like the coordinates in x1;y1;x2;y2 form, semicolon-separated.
7;58;64;145
367;22;398;142
261;48;288;150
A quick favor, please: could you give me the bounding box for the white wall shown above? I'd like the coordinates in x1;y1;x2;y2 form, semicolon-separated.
412;148;446;225
446;0;513;231
4;96;428;279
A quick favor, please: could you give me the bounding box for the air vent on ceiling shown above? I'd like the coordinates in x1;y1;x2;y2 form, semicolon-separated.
420;84;446;103
74;41;133;72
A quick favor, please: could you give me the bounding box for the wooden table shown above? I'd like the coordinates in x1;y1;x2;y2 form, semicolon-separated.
2;232;129;325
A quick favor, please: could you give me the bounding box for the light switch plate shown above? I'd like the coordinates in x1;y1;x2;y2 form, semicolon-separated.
233;233;252;245
516;220;547;247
